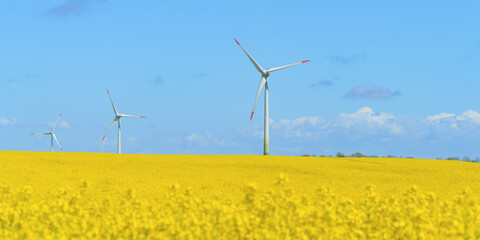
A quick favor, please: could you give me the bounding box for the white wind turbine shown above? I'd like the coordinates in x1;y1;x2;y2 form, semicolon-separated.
102;89;145;154
31;113;63;152
235;38;310;155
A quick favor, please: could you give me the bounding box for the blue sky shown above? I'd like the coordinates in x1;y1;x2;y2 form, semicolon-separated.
1;1;480;158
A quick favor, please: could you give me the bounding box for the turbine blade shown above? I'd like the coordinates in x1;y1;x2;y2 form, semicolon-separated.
234;38;264;73
251;76;267;120
121;114;146;118
107;89;118;115
267;60;310;73
102;118;117;141
30;133;51;135
51;113;62;131
52;133;63;152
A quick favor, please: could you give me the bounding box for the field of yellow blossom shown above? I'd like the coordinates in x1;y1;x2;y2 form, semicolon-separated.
0;151;479;239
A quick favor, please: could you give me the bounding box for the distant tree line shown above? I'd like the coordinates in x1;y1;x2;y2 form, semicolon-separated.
436;156;479;163
301;153;479;163
333;152;413;159
301;152;413;158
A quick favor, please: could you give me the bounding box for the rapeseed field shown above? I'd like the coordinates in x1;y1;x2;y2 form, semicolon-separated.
0;151;479;239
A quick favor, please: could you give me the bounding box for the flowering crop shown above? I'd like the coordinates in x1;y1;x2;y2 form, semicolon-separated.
0;152;479;239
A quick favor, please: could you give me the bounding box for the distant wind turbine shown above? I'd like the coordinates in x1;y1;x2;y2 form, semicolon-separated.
235;38;310;155
31;113;63;152
102;89;145;154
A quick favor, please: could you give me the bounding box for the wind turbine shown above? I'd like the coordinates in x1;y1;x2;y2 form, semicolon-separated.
102;89;145;154
235;38;310;155
31;113;63;152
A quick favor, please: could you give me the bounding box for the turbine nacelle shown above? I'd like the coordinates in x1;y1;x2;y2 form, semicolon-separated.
262;70;270;77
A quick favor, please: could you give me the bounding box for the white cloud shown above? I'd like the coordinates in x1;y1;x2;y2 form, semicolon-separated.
246;107;407;140
427;112;456;121
0;118;17;127
155;107;480;157
456;110;480;125
241;107;480;143
426;110;480;125
337;107;403;135
425;110;480;132
241;107;405;143
338;107;390;127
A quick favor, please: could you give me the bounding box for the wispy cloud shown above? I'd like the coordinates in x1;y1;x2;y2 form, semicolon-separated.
186;133;206;146
185;132;225;147
0;118;17;127
42;120;72;129
328;54;365;64
346;85;401;99
311;80;333;87
311;76;338;88
59;121;72;129
48;0;103;17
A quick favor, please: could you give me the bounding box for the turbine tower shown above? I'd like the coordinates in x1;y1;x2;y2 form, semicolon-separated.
31;113;63;152
235;38;309;155
102;89;145;154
